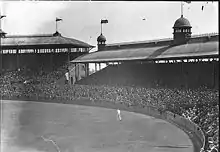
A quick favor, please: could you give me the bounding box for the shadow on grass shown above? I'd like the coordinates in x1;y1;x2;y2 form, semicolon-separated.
4;100;55;151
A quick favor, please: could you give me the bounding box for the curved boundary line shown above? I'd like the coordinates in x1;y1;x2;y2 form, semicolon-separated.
2;96;204;152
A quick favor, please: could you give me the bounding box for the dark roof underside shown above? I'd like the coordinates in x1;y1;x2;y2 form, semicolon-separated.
2;34;94;49
71;41;218;63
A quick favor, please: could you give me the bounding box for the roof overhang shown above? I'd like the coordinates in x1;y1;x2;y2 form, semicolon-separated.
71;46;164;63
71;41;219;63
1;34;95;49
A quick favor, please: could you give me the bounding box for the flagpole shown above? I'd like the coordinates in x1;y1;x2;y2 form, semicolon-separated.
101;22;102;34
181;1;183;17
56;20;57;32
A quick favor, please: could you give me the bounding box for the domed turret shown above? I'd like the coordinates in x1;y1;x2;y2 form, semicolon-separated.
173;16;191;28
97;33;106;51
53;31;62;37
97;33;106;42
173;15;192;45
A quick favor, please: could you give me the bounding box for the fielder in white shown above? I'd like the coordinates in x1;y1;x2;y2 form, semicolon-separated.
117;109;122;121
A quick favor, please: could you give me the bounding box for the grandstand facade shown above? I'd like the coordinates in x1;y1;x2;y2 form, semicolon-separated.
71;15;219;89
0;31;94;82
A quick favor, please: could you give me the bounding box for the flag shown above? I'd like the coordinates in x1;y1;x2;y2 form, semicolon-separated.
184;1;191;4
0;15;6;19
56;18;62;22
101;19;108;24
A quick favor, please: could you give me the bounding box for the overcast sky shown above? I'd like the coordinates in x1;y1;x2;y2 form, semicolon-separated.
0;1;218;50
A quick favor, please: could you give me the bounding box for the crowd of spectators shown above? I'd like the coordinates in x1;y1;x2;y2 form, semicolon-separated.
0;67;219;152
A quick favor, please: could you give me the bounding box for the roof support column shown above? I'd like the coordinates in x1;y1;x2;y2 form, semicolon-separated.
75;63;79;82
95;63;97;72
16;46;19;70
87;63;89;76
99;63;101;70
181;61;188;89
78;63;80;80
212;61;215;88
183;61;186;88
84;63;86;77
67;48;71;84
74;63;77;82
180;61;183;88
50;48;53;70
85;63;89;77
68;48;70;66
215;61;219;89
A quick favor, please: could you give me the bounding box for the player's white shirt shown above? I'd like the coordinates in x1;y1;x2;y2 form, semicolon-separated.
65;72;69;81
117;109;122;121
117;109;121;115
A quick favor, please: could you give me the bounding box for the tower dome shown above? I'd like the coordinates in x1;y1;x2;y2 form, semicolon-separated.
173;15;192;45
53;31;62;36
97;33;106;51
97;33;106;42
173;15;191;28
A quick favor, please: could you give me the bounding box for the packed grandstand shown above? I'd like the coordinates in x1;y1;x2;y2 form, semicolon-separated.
0;59;219;152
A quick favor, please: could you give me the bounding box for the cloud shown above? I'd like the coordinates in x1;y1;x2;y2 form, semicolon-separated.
1;1;68;35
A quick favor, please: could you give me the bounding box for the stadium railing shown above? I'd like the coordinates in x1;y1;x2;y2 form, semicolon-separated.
165;111;206;152
2;95;206;151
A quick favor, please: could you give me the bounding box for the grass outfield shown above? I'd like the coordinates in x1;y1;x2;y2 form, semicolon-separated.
1;100;193;152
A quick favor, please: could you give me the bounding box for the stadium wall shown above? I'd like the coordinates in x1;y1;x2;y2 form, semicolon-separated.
77;61;219;89
166;111;205;151
2;95;205;151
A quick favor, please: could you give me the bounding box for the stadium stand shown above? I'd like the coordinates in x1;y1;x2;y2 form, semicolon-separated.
1;15;219;152
1;73;219;152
